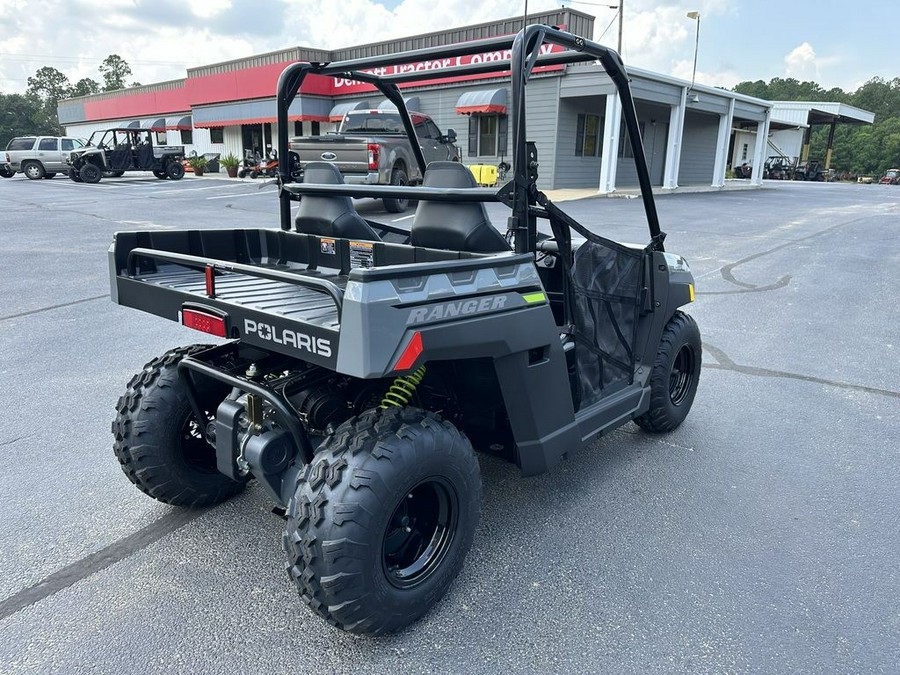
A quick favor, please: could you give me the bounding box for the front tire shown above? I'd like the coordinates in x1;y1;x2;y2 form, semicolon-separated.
166;161;185;180
68;168;83;182
112;345;248;507
284;407;481;635
23;161;45;180
383;167;409;213
634;311;701;433
79;163;102;183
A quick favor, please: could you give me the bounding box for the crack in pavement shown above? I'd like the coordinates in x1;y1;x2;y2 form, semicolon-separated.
698;215;871;296
702;342;900;399
0;295;108;322
0;508;209;622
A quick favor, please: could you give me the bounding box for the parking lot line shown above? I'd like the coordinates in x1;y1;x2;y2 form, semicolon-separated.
206;190;275;200
147;183;251;195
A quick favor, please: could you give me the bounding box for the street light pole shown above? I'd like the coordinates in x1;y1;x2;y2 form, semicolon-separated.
686;11;700;91
617;0;623;55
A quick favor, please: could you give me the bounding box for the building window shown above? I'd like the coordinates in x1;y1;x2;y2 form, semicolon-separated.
155;131;167;145
311;121;320;136
180;129;193;144
210;128;224;144
468;115;508;157
294;121;303;136
575;114;601;157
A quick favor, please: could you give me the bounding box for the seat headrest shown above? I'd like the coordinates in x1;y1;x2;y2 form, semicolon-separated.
303;161;344;185
422;161;479;189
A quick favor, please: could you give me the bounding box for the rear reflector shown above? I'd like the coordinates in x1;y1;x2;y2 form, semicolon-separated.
393;331;423;372
182;309;226;337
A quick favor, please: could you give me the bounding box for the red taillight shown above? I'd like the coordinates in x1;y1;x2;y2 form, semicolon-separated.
367;143;380;171
182;309;226;337
393;331;423;372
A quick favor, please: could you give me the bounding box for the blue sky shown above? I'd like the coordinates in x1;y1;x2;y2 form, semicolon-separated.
0;0;895;95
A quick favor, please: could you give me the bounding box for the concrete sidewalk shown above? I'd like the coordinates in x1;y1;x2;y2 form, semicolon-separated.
544;179;761;202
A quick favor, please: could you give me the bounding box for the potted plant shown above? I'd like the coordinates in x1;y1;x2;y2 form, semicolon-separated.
188;155;208;177
220;153;240;178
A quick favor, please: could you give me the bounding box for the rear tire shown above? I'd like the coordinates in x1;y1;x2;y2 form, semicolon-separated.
166;161;185;180
79;163;102;183
112;345;248;507
0;166;13;178
249;170;259;179
153;169;168;179
23;161;45;180
383;168;409;213
284;407;481;635
634;311;701;433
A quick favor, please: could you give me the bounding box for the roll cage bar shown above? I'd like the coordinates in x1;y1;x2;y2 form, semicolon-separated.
275;24;665;254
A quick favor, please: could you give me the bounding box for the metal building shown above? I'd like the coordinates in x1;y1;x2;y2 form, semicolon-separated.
58;8;774;192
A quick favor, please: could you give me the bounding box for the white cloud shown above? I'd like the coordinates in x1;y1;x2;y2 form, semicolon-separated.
784;42;818;81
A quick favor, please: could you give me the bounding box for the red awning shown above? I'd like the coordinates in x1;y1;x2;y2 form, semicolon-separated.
455;89;507;115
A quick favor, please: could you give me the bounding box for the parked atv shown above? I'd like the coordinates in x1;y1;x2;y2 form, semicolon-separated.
109;25;701;636
67;128;185;183
880;168;900;185
793;159;825;182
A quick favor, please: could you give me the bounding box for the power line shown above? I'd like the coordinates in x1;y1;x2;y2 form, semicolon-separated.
0;53;186;66
596;11;619;43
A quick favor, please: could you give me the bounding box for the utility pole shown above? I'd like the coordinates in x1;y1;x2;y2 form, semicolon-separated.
617;0;623;55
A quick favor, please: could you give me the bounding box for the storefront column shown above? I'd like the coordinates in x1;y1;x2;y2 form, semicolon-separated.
662;87;687;190
598;92;622;194
712;98;735;187
750;108;771;187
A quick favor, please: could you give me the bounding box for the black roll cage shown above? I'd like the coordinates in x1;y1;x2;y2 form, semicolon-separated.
275;23;665;254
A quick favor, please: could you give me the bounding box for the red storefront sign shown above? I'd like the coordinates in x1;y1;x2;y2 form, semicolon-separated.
331;42;566;95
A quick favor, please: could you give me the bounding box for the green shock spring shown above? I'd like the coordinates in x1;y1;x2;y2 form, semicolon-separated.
380;366;427;409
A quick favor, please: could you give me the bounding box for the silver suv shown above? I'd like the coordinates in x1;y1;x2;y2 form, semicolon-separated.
3;136;86;179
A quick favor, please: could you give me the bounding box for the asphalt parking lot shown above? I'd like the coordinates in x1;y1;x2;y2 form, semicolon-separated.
0;173;898;674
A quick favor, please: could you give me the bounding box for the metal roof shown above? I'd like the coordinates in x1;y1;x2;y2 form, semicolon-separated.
770;102;875;127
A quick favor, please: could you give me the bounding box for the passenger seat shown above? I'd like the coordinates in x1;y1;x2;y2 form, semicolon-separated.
294;162;381;241
411;162;509;254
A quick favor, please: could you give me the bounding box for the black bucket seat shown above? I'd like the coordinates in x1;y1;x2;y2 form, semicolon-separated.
294;162;381;241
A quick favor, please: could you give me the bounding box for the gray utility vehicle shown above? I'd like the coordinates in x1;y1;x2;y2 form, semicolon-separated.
290;109;461;212
2;135;87;179
109;25;701;635
68;128;185;183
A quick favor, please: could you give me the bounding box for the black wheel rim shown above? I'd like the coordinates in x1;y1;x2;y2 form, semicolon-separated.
669;344;696;406
180;410;217;473
382;478;457;589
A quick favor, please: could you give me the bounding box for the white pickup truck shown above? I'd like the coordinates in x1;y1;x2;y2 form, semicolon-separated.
289;110;460;212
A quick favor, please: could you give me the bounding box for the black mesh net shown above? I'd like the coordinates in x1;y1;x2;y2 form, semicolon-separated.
570;236;643;408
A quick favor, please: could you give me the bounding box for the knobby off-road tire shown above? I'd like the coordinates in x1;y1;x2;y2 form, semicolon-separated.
166;161;185;180
79;163;102;183
383;168;409;213
152;169;168;179
43;172;57;179
68;168;83;182
112;345;248;507
634;310;701;433
284;407;482;635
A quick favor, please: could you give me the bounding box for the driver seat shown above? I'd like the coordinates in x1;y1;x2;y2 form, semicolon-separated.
294;162;381;241
411;162;509;253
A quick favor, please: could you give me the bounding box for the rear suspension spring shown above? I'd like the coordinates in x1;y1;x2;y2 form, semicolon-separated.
380;366;427;408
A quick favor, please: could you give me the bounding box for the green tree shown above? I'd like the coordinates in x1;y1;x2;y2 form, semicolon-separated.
99;54;133;91
70;77;100;97
0;92;59;148
26;66;71;104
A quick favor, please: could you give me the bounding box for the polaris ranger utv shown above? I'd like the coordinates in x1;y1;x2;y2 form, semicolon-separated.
109;25;701;635
69;128;185;183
